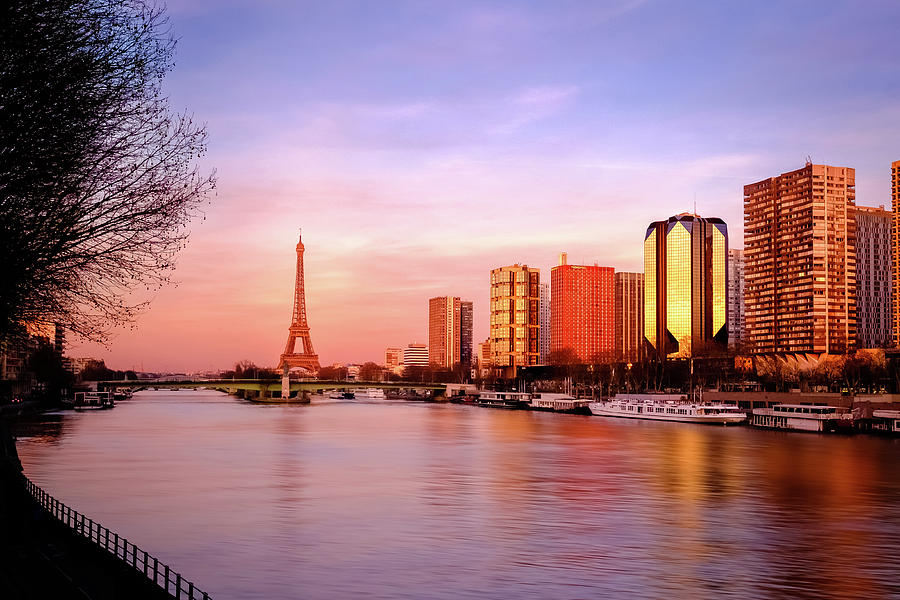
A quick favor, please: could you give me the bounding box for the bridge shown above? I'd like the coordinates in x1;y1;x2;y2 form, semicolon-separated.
98;379;448;402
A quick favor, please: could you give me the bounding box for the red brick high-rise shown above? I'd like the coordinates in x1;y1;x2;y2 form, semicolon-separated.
429;296;461;369
550;254;615;363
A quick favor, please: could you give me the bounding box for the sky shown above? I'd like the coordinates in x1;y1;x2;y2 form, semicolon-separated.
72;0;900;372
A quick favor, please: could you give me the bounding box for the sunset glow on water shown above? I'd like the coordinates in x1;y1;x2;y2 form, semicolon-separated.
15;391;900;599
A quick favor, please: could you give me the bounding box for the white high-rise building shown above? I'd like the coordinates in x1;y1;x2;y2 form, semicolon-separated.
402;343;429;368
727;248;745;347
539;282;550;364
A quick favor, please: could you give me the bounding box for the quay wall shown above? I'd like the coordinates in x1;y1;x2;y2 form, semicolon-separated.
0;420;210;599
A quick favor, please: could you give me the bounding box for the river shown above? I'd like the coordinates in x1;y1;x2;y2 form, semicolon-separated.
13;390;900;599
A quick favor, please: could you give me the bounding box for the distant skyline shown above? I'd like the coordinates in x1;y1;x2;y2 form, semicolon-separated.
72;0;900;371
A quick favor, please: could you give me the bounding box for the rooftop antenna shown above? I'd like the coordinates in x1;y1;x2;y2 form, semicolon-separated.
805;155;812;166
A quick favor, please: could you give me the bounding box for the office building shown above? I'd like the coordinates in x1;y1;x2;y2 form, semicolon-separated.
615;272;644;363
385;347;403;369
551;254;615;363
644;213;728;359
490;264;540;372
428;296;460;368
460;301;473;366
855;205;892;348
427;296;473;369
402;343;429;368
727;249;745;347
892;160;900;345
478;338;492;367
744;163;855;354
539;283;550;364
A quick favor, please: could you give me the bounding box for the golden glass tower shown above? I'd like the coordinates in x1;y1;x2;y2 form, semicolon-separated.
644;213;728;359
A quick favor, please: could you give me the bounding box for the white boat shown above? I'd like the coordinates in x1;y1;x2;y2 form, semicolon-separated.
588;394;747;425
872;410;900;435
354;388;385;400
752;404;853;432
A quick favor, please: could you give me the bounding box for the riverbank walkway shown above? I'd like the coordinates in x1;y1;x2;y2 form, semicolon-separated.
0;420;211;599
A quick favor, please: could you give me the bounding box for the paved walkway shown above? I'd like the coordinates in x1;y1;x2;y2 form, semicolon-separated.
0;419;172;599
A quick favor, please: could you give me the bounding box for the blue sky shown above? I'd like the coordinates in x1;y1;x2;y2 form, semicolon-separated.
76;0;900;370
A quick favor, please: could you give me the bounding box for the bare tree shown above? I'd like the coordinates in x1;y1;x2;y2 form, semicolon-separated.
357;362;383;382
0;0;215;340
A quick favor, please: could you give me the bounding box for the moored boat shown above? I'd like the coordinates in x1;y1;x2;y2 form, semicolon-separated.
751;404;853;432
872;410;900;435
476;391;531;409
529;393;592;415
355;388;385;400
112;388;134;401
588;394;747;425
64;392;115;410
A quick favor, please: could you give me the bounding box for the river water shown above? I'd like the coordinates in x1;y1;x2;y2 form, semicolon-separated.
13;390;900;599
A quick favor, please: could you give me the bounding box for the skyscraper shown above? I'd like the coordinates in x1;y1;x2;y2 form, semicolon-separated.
854;205;892;349
744;163;855;354
892;160;900;345
539;282;550;364
428;296;472;369
644;213;728;359
460;300;473;366
428;296;459;368
727;248;745;347
551;254;615;363
490;264;540;372
615;272;644;363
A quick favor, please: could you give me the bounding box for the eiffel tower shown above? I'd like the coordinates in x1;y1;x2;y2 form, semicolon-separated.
279;231;320;375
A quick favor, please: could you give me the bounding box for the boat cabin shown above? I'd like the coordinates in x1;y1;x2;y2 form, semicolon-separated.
751;404;852;432
872;410;900;435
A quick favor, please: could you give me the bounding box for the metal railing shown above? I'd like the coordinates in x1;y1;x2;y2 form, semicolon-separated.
23;476;212;600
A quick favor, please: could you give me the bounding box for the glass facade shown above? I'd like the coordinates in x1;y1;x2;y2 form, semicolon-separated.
644;214;729;359
666;221;692;357
644;229;657;350
712;224;727;337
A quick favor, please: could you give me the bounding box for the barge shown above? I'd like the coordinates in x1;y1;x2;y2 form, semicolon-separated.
751;404;853;432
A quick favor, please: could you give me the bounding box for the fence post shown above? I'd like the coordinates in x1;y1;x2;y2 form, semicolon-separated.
164;565;170;593
176;573;182;599
153;557;159;585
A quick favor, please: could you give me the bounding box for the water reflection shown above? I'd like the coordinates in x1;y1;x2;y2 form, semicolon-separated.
14;391;900;600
